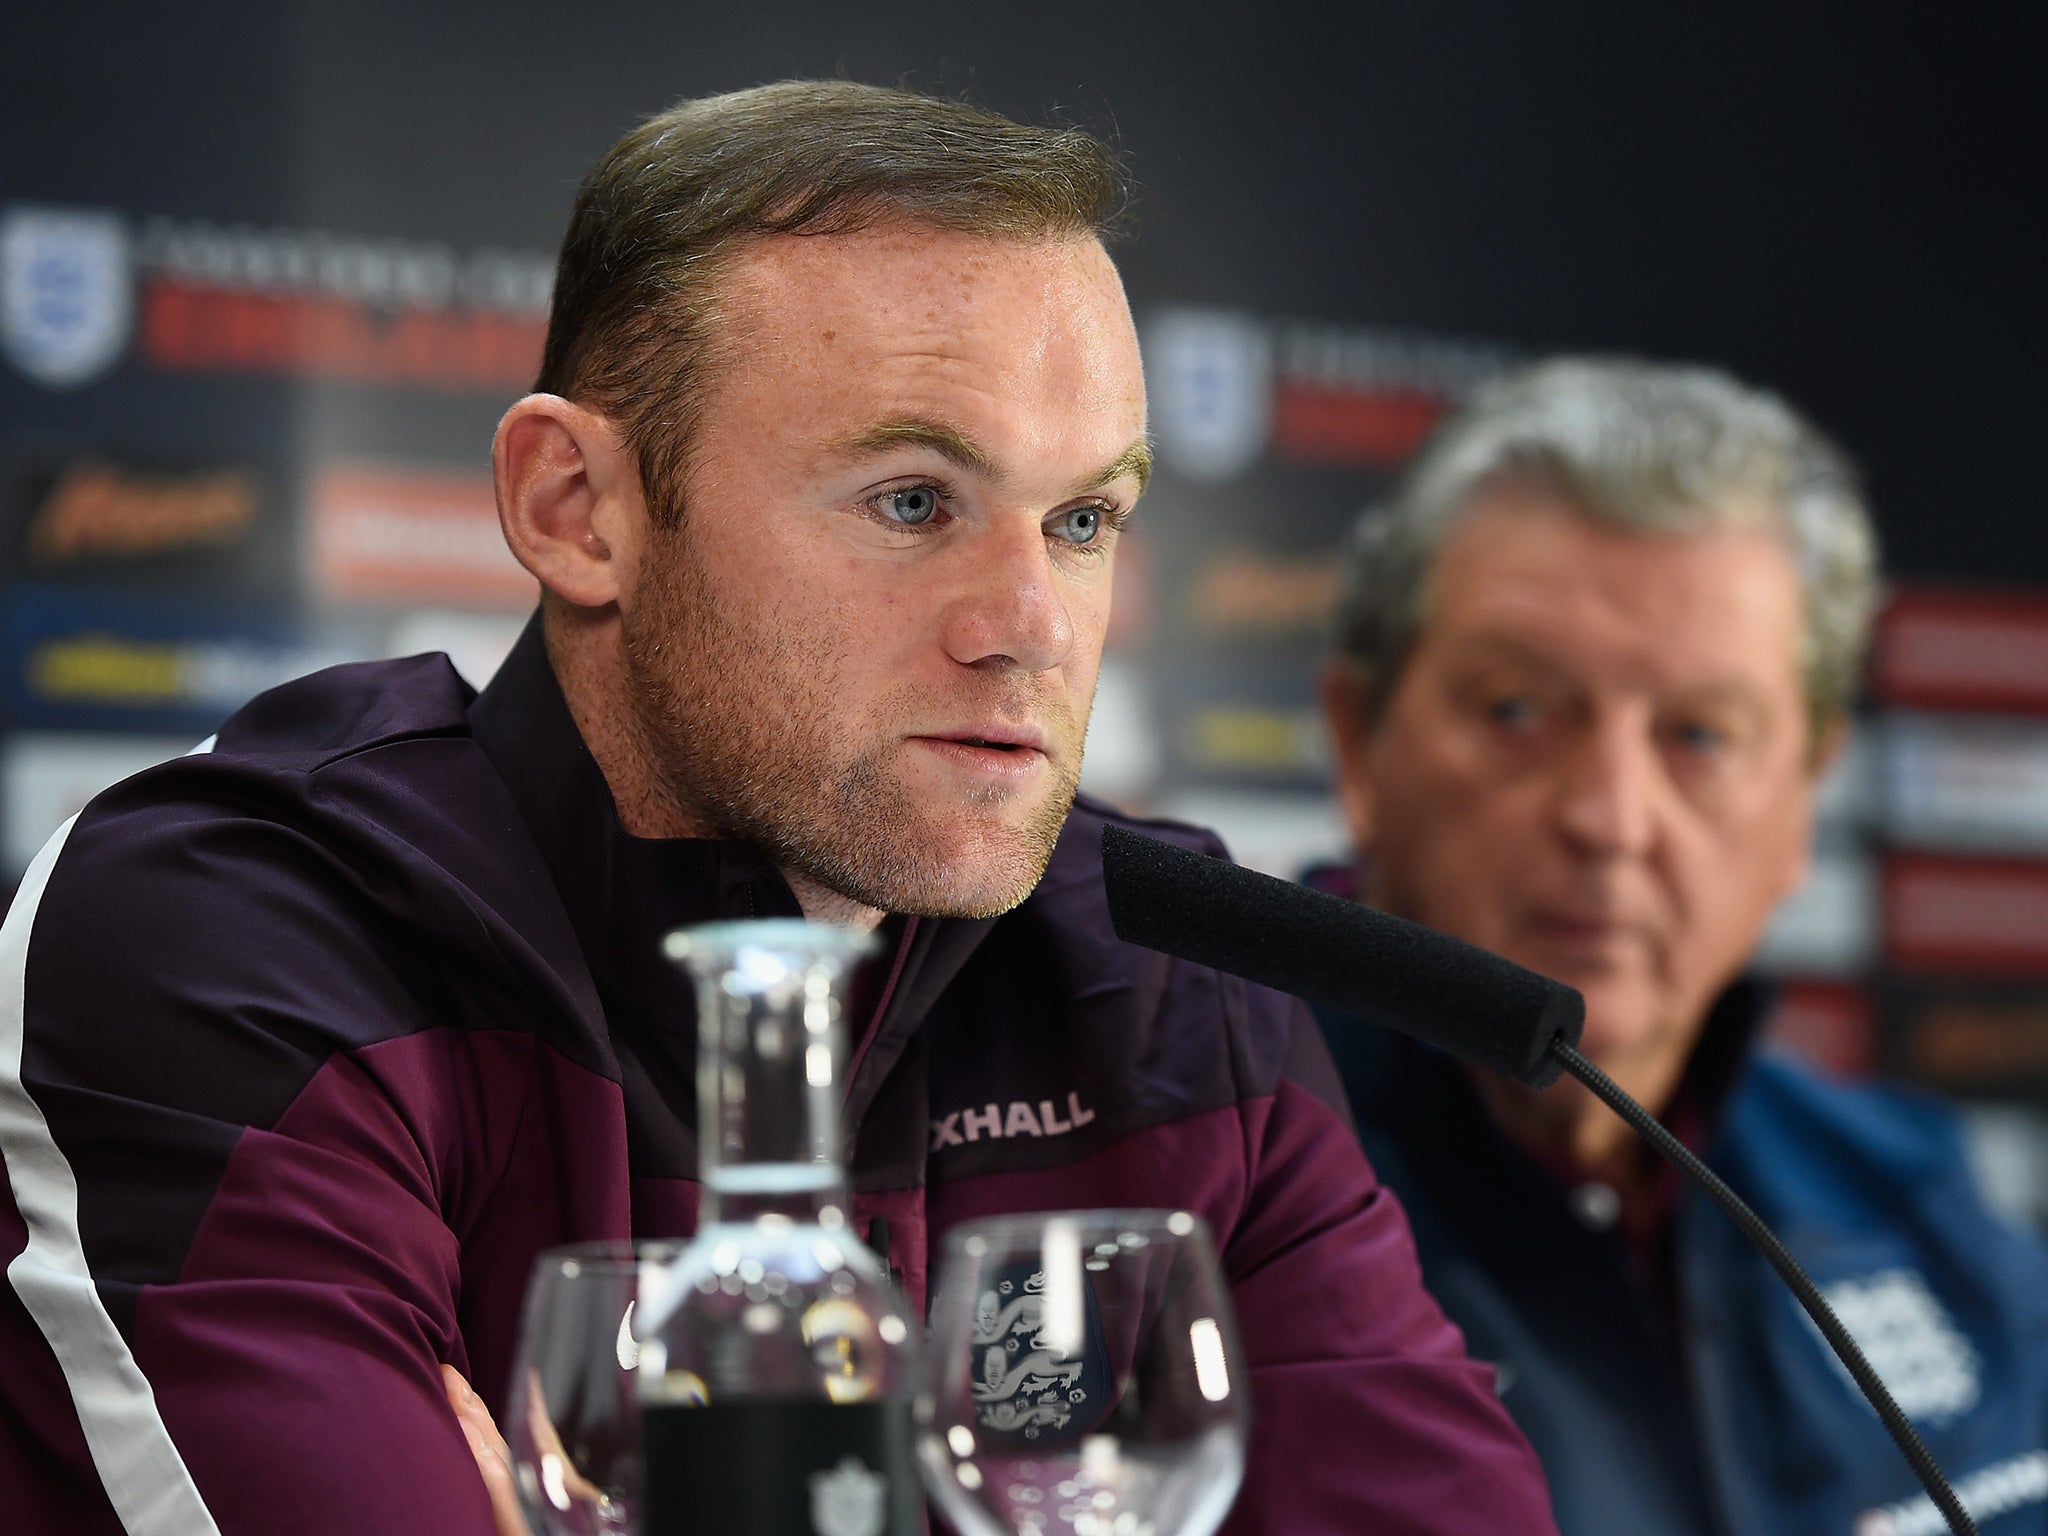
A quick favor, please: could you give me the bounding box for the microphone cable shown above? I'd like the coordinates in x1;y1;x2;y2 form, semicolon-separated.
1550;1038;1977;1536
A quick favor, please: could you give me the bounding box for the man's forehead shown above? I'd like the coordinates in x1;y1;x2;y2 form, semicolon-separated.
1423;497;1806;690
720;223;1125;320
709;226;1137;387
698;225;1146;472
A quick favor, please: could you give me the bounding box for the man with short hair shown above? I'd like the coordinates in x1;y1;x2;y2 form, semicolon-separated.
1318;356;2048;1535
0;83;1556;1534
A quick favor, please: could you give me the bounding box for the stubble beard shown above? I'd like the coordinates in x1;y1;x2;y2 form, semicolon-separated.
620;531;1085;920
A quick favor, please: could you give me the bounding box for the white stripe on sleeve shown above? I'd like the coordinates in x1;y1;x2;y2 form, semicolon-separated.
1;808;223;1535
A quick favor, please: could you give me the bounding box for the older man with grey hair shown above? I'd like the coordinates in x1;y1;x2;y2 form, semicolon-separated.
1316;356;2048;1536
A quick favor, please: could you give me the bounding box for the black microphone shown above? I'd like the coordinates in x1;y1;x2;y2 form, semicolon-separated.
1100;823;1980;1536
1100;821;1585;1087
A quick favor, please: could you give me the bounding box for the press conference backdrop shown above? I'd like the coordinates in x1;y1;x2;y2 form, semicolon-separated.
6;3;2047;1221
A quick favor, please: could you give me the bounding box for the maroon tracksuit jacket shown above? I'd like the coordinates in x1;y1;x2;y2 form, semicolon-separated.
0;617;1555;1532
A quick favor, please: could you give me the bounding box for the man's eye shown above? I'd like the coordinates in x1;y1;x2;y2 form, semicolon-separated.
1670;720;1730;754
1050;506;1102;546
1485;696;1540;730
881;486;940;526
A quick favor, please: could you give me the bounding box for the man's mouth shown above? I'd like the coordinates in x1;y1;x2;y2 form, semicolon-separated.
932;724;1049;755
1524;910;1652;966
910;728;1053;779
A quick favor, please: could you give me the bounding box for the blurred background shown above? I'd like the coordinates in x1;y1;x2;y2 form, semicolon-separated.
6;3;2046;1221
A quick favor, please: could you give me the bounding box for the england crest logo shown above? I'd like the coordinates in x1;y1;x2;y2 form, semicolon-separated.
1144;306;1273;483
808;1453;888;1536
970;1264;1108;1446
1815;1267;1981;1425
1;205;133;388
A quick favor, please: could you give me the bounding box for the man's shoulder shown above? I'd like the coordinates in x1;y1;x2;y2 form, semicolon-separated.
67;652;491;847
208;651;479;770
27;651;539;964
14;648;600;1075
1715;1049;2048;1292
1724;1048;1972;1185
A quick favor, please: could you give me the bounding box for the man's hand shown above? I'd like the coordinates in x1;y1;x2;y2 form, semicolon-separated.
442;1365;530;1536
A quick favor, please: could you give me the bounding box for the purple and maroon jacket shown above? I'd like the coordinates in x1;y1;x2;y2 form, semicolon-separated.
0;619;1555;1533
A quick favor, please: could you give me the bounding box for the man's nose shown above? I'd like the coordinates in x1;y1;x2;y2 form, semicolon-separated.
1553;717;1660;858
939;518;1075;673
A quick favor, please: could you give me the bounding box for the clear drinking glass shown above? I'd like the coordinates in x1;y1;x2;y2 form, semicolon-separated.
505;1240;680;1535
917;1210;1249;1536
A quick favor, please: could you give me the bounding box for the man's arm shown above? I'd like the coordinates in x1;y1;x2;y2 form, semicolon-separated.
1220;999;1560;1536
0;755;567;1535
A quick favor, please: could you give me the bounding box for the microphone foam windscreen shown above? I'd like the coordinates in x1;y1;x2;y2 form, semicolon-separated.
1101;823;1584;1088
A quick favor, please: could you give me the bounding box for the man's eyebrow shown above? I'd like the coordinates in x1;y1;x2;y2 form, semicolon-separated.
828;421;993;477
1440;633;1573;678
1447;631;1775;710
826;423;1152;497
1072;441;1153;498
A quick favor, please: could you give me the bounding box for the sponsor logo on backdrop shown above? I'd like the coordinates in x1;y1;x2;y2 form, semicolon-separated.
0;205;133;388
0;202;553;392
3;586;368;733
1186;551;1342;637
1874;587;2048;715
25;459;259;563
1182;706;1329;776
1894;986;2048;1090
1882;712;2048;853
308;462;535;610
1272;322;1514;468
1145;305;1515;478
1146;308;1274;482
25;632;348;712
1883;853;2048;977
135;216;552;390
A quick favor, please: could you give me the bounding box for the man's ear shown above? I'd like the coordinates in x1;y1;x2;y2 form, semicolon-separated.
1809;711;1851;780
1776;710;1854;901
1318;659;1379;853
492;394;642;609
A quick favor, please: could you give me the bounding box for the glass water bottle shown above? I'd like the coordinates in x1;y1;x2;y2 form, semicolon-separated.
637;919;919;1536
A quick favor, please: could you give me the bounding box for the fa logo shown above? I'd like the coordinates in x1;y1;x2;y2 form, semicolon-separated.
808;1453;888;1536
1145;306;1273;482
0;205;133;388
1816;1267;1981;1425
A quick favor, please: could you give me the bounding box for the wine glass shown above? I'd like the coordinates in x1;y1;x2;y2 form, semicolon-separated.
916;1210;1248;1536
508;1229;920;1536
504;1241;682;1535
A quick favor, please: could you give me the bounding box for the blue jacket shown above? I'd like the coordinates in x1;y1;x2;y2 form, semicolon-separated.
1322;984;2048;1535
